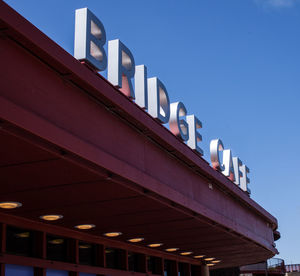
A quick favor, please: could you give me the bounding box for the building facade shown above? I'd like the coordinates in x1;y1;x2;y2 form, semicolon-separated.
240;258;285;276
0;1;279;276
286;264;300;275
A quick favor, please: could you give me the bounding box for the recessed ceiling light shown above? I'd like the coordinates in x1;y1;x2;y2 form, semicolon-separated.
0;201;22;209
204;257;215;261
194;255;205;259
128;238;144;243
207;263;215;267
75;224;95;230
180;251;193;256
40;215;63;221
165;248;179;252
48;239;64;245
148;243;163;248
104;232;122;237
212;260;221;263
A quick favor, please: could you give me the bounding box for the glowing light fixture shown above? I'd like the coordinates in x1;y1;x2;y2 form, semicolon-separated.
75;224;95;230
148;243;163;248
165;248;179;252
194;255;205;259
128;238;144;243
104;232;122;237
204;257;215;261
207;264;215;267
212;260;221;263
0;201;22;209
40;215;63;221
180;251;193;256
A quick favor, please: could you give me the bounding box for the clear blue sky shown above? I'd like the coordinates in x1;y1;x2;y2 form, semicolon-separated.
4;0;300;265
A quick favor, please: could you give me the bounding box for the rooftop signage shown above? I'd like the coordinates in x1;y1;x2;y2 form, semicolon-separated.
73;8;250;195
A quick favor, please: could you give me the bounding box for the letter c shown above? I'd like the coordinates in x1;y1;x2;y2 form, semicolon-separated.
210;139;224;171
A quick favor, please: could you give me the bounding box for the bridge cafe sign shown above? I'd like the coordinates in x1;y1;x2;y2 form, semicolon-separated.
74;8;250;195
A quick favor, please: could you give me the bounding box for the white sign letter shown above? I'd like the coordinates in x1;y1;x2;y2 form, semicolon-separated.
108;39;135;98
147;78;170;124
187;115;203;155
135;65;148;109
210;139;224;170
74;8;107;71
233;157;242;186
170;102;189;141
222;149;235;181
240;165;250;194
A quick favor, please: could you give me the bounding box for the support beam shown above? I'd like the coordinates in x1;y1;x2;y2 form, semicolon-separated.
0;224;6;253
33;231;46;259
201;265;209;276
0;263;4;276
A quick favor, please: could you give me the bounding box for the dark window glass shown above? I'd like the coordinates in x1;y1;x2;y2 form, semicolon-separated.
46;234;67;262
95;244;105;267
191;265;201;276
210;267;240;276
178;262;189;276
164;260;176;276
105;247;126;270
6;225;34;257
147;256;162;275
128;251;146;273
46;269;68;276
79;241;96;266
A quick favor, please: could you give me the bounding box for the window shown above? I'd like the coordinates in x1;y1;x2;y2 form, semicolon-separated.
79;241;96;266
46;269;68;276
164;259;177;276
147;256;163;275
46;234;67;262
5;264;33;276
128;251;146;273
178;262;189;276
6;225;34;257
105;247;126;270
191;265;201;276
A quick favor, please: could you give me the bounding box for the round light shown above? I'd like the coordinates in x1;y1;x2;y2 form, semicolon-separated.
180;251;193;256
40;215;63;221
194;255;205;259
207;264;215;267
204;257;215;261
75;224;95;230
165;248;179;252
148;243;163;248
0;201;22;209
212;260;221;263
104;232;122;237
128;238;144;243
